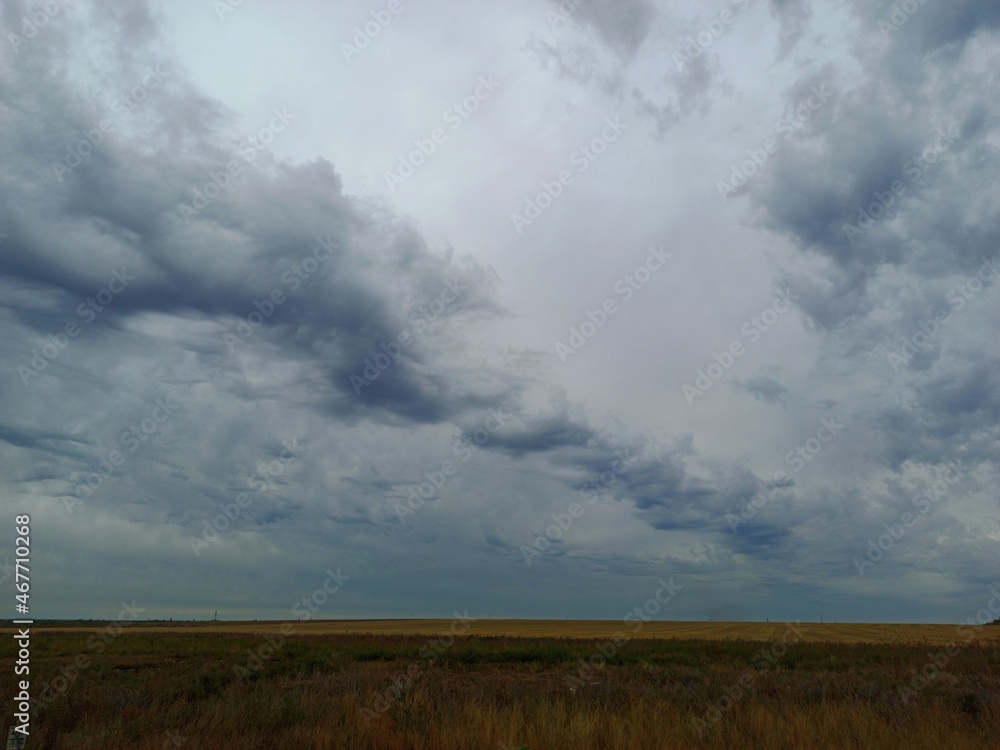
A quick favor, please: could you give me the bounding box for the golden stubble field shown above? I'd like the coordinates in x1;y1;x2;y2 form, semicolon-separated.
23;618;1000;645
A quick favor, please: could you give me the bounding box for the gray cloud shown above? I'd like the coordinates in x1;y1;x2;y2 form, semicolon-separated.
769;0;812;57
1;0;996;623
549;0;656;59
734;373;789;406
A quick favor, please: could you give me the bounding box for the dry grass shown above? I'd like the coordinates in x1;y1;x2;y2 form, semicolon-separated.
3;623;997;749
20;618;1000;645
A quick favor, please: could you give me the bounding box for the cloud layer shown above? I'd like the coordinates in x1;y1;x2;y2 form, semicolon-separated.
1;0;997;623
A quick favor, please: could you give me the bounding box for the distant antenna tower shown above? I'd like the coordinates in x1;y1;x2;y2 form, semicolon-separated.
214;610;218;621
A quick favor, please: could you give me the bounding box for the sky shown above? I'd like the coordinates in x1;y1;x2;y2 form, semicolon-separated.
1;0;998;624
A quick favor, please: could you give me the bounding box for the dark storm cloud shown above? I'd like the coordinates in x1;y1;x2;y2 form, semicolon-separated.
566;442;775;538
0;424;90;455
548;0;656;59
741;0;999;527
856;0;1000;86
727;520;793;554
461;405;731;534
623;456;714;516
750;5;1000;332
1;4;508;428
474;413;594;456
734;373;789;406
769;0;812;57
534;0;717;138
630;50;719;140
870;357;1000;470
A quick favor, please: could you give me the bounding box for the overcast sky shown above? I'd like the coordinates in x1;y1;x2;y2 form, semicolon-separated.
2;0;998;623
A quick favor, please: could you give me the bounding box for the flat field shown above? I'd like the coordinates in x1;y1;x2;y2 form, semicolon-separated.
33;618;1000;645
3;620;998;749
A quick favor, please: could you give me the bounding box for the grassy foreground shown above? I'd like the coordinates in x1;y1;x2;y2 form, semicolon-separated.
3;622;998;749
